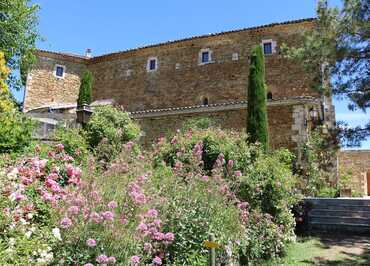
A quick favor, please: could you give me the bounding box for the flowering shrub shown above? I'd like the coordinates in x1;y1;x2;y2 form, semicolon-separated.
1;124;298;265
155;127;298;263
85;105;141;163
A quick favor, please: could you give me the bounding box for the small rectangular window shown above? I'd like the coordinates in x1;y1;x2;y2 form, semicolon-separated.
263;42;273;55
201;51;209;63
55;65;65;78
149;59;156;70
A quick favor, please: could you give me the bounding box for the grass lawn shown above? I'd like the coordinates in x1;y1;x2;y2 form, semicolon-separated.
263;236;370;266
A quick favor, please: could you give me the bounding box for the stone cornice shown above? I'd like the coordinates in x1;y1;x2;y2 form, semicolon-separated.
130;97;321;119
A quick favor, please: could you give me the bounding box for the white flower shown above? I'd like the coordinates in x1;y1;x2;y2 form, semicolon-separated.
9;238;15;247
52;228;62;241
27;213;34;219
7;168;18;180
25;231;32;239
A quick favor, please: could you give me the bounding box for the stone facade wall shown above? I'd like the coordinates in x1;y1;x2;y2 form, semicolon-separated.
338;150;370;196
24;19;318;113
134;102;315;151
24;53;87;112
89;19;317;111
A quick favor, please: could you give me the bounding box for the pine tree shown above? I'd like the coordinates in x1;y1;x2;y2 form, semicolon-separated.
77;70;93;106
247;45;269;151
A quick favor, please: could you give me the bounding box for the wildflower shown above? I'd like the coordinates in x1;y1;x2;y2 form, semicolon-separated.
227;159;234;168
153;256;162;265
52;228;62;241
102;211;114;221
144;242;152;252
130;255;141;265
107;201;118;209
234;170;242;177
67;205;80;215
137;222;148;231
170;136;177;145
146;209;158;218
56;143;64;152
86;238;97;247
90;212;102;223
25;231;32;239
96;254;108;264
60;217;72;229
201;175;209;182
165;232;175;242
108;256;116;264
153;232;165;241
84;264;94;266
153;219;161;227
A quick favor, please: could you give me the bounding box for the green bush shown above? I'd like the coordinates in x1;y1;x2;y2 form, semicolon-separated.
0;110;35;154
56;127;89;163
155;128;298;263
85;105;140;162
77;71;93;106
297;127;339;197
247;45;269;151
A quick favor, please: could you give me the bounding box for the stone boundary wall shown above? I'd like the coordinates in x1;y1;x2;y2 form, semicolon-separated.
338;150;370;196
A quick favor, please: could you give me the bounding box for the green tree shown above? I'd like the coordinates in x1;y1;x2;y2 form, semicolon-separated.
0;51;14;112
247;45;269;151
0;0;40;91
282;0;369;146
77;70;93;106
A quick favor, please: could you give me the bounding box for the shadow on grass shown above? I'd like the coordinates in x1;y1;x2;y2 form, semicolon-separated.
313;250;370;265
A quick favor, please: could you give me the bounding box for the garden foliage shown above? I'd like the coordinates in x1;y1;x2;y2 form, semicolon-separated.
77;71;93;106
0;111;299;265
247;45;269;151
85;105;141;163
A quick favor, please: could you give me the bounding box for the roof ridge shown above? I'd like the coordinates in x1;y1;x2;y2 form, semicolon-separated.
36;18;315;61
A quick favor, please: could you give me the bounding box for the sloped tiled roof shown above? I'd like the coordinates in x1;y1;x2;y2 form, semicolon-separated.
36;18;315;63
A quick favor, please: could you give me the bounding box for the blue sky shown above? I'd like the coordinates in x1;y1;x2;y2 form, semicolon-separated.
15;0;368;148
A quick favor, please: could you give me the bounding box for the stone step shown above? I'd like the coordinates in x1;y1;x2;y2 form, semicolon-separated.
309;215;370;225
309;222;370;234
312;204;370;212
306;198;370;207
310;209;370;218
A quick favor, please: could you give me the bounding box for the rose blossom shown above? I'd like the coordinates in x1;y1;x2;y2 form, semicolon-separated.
86;238;97;247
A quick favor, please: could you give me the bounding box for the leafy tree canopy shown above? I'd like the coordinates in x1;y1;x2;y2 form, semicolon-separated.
0;0;40;91
282;0;369;146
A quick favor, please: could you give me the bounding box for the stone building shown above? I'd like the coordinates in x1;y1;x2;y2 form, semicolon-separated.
24;18;335;152
338;150;370;196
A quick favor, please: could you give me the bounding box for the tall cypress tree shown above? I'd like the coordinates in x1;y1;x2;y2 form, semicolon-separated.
247;45;269;151
77;70;93;106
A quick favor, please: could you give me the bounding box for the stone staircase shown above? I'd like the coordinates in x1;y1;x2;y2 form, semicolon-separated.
305;198;370;234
